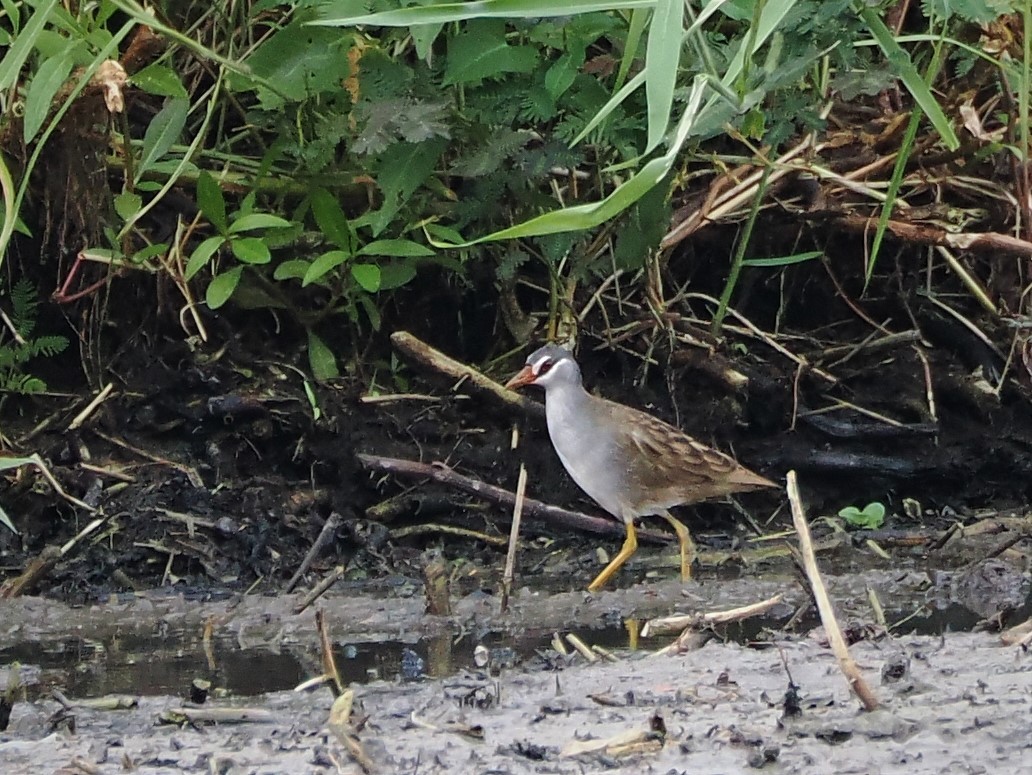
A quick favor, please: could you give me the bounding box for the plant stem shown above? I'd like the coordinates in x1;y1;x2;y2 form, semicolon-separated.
711;162;771;337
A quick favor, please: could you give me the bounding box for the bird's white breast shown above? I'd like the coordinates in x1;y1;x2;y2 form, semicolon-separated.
543;386;626;519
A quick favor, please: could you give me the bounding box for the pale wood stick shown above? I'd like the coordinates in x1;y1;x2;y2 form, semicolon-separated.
390;331;544;418
642;593;785;637
787;470;879;711
500;464;528;614
67;382;115;430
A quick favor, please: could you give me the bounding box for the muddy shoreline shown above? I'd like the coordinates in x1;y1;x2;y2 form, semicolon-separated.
3;627;1029;773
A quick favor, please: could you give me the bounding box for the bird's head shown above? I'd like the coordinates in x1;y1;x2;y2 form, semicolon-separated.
504;344;581;391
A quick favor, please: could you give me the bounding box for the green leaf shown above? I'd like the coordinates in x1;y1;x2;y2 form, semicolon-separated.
356;239;434;258
362;138;447;236
196;172;227;234
131;242;169;263
303;378;322;421
351;264;381;292
303;249;350;286
113;191;142;222
131;63;188;97
136;97;189;183
206;266;243;309
307;329;339;381
443;19;538;86
838;502;887;530
231;237;271;264
310;188;355;251
312;0;655;26
424;223;466;244
185;235;225;280
228;213;292;233
23;44;75;142
377;260;418;290
233;20;352;110
644;0;682;153
273;259;312;281
0;0;58;92
544;52;579;99
741;251;824;267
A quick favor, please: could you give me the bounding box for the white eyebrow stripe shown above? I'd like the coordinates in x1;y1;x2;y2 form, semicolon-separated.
530;354;552;373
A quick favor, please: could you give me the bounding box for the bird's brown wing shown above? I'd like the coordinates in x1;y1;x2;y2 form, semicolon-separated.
604;399;774;505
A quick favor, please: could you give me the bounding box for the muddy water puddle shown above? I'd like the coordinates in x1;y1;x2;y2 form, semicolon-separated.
2;588;1021;700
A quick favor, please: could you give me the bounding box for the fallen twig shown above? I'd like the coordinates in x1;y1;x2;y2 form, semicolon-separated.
390;330;544;418
158;707;276;725
293;565;347;615
285;511;343;593
356;453;671;544
642;593;786;637
787;470;879;711
67;382;115;431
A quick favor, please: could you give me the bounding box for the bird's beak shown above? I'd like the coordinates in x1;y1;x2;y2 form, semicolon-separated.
504;365;536;390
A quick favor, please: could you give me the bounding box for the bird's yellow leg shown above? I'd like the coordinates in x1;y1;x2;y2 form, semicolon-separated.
657;510;696;581
587;521;637;592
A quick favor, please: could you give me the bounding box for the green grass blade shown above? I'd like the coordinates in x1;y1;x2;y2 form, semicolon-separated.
312;0;656;26
644;0;682;153
741;251;823;267
614;7;649;90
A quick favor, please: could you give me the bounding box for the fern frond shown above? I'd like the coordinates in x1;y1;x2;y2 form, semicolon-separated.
9;278;38;339
26;335;69;358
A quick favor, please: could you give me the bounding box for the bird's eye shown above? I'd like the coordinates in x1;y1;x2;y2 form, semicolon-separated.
535;358;554;376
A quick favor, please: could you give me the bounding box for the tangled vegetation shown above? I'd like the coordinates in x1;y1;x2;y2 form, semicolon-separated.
0;0;1026;385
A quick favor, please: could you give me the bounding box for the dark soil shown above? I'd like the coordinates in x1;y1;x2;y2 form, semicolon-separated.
3;297;1032;601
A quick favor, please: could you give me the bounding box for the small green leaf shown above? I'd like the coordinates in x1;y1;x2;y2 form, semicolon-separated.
228;213;293;233
356;239;434;258
131;242;169;263
424;223;466;244
303;379;321;421
113;191;142;222
357;294;382;330
544;52;578;99
303;249;350;286
351;264;381;292
185;235;225;280
307;329;339;381
206;266;243;309
273;259;312;281
310;188;355;251
137;97;189;183
196;171;227;234
377;261;418;290
23;45;75;142
130;63;188;97
230;237;271;264
838;502;886;530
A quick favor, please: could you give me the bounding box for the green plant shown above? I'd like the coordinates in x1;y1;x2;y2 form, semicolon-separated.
0;279;68;395
837;502;886;530
311;0;964;248
185;171;293;309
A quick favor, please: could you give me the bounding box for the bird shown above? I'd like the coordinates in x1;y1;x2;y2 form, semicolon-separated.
505;344;776;592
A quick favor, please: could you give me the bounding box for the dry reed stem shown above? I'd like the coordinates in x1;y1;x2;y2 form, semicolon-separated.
787;470;879;711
